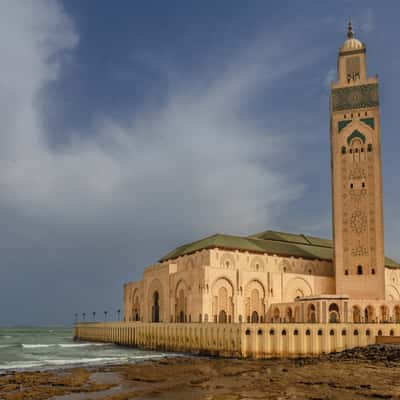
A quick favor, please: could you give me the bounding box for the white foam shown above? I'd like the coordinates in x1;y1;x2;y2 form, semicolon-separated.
1;336;12;339
0;344;16;348
22;344;55;348
129;354;167;359
58;343;108;348
46;357;124;366
0;361;43;370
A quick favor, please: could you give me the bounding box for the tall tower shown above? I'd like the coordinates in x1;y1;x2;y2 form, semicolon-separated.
330;22;385;300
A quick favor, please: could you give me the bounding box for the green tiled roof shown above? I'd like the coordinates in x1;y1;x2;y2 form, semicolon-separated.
159;230;399;268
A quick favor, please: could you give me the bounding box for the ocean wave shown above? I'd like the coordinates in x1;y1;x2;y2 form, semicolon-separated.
129;354;167;359
46;357;125;366
0;344;18;349
58;343;108;348
22;344;55;348
0;336;12;339
0;361;43;370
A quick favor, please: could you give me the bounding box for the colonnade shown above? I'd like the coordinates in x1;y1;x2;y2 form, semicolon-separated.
74;322;400;358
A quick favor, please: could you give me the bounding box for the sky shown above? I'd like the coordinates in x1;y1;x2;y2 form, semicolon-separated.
1;1;399;326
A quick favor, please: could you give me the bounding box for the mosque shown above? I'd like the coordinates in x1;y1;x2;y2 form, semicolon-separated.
123;23;400;329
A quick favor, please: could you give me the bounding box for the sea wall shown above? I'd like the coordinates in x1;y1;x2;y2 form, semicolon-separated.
74;322;400;358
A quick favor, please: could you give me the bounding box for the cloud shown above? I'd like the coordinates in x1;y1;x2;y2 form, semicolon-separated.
0;1;309;238
324;68;336;89
0;1;347;324
359;8;375;34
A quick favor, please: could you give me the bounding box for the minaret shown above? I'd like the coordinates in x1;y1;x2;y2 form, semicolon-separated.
330;22;385;299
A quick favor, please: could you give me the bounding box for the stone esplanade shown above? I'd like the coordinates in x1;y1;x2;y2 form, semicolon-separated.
75;24;400;356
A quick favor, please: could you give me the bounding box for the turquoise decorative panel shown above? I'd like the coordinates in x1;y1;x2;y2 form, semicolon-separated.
338;120;352;132
360;117;375;129
347;130;366;145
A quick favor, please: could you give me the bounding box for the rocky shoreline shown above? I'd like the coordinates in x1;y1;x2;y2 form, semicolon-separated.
1;345;400;400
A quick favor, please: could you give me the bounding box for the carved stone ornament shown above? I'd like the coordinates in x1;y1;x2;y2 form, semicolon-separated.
350;210;368;233
331;83;379;111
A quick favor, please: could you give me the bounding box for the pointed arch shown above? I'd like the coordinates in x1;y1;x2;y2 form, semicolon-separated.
347;129;366;145
284;277;312;302
211;277;235;323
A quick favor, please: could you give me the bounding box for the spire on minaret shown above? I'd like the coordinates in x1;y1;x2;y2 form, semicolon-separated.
347;20;354;39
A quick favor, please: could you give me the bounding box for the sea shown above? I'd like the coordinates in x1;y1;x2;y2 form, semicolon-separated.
0;327;168;372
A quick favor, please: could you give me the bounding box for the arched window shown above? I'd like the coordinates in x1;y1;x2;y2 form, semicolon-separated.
394;306;400;322
380;305;389;322
329;303;339;323
218;310;227;323
245;329;251;336
282;330;287;336
257;329;263;335
307;304;316;323
273;308;280;322
352;306;361;323
329;303;339;312
371;268;376;275
357;265;363;275
251;311;259;323
285;307;293;322
152;291;160;323
364;306;375;323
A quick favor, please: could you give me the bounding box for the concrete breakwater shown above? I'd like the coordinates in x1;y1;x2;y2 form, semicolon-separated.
74;322;400;358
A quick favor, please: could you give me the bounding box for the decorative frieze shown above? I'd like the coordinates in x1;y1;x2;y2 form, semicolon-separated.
331;84;379;111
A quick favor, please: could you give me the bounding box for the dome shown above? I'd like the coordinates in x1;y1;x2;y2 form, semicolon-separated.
341;37;364;51
340;21;364;52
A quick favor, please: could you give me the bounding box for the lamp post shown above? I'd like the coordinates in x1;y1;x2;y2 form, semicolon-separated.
82;312;86;321
92;311;96;321
74;313;78;323
117;309;121;321
104;310;108;321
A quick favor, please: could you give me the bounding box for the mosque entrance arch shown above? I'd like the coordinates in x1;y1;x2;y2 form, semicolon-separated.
152;291;160;322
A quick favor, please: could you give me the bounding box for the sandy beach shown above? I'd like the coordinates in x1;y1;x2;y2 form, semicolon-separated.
1;345;400;400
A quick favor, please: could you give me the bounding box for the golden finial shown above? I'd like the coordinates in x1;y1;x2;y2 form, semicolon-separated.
347;20;354;39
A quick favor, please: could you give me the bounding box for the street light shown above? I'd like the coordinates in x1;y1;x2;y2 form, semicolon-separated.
82;312;86;321
117;309;121;321
74;313;78;322
104;310;108;321
92;311;96;321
